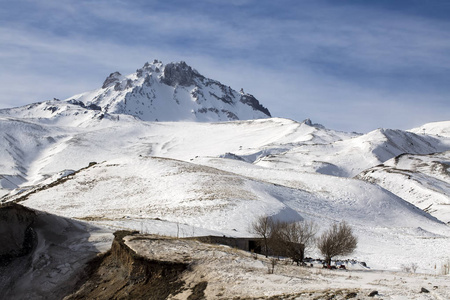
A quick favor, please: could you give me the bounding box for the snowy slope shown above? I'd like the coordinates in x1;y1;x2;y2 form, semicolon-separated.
0;117;61;196
16;155;450;272
409;120;450;138
255;128;450;177
0;117;353;197
357;151;450;224
67;60;271;122
0;99;116;127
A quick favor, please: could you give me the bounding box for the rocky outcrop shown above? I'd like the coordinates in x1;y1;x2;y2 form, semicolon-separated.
102;72;123;89
0;204;36;266
65;231;188;300
0;204;110;300
161;61;202;87
240;93;271;117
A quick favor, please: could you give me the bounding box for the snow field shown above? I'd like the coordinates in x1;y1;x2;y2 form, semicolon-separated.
1;106;450;275
19;155;450;274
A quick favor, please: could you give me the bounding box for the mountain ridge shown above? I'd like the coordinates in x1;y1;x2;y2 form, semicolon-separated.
1;60;450;277
66;60;271;122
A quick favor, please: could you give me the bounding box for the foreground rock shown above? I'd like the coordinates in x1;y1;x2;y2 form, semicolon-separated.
65;231;188;300
0;204;112;300
68;232;450;299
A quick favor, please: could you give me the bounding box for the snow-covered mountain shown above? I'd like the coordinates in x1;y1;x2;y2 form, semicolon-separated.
357;151;450;223
1;60;450;279
0;60;271;124
255;127;449;177
68;60;271;122
409;120;450;138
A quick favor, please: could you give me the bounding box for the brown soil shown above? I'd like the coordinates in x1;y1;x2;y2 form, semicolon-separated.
65;231;188;300
187;281;208;300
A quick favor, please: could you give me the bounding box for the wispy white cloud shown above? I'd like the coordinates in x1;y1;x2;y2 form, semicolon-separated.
1;0;449;132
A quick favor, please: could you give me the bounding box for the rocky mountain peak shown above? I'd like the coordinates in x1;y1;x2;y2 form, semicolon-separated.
161;61;202;87
63;60;271;122
239;93;271;117
102;72;123;89
136;60;163;78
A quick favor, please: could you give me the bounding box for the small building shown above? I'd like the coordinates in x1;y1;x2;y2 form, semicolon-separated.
191;236;263;253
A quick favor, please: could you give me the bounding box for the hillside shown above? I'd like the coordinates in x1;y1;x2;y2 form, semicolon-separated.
0;117;352;197
409;121;450;138
357;151;450;224
1;60;450;299
66;231;450;300
0;204;111;299
255;128;450;177
4;151;449;273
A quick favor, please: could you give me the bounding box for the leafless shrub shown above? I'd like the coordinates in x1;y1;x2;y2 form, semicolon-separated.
401;262;418;273
440;258;450;275
276;220;318;265
317;221;357;265
252;215;317;264
252;215;276;257
268;258;277;274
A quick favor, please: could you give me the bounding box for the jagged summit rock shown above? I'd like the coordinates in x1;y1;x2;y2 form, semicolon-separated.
66;60;271;122
161;61;202;87
301;118;325;129
102;71;123;89
303;118;313;126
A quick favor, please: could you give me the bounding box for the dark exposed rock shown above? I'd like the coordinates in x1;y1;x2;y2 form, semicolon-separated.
86;103;101;111
222;110;239;120
114;79;133;91
239;93;271;117
209;91;234;105
420;287;430;293
368;290;378;297
197;107;219;114
45;106;59;113
161;61;202;87
102;72;122;89
187;281;207;300
67;99;101;111
67;99;84;106
65;231;187;300
0;204;37;266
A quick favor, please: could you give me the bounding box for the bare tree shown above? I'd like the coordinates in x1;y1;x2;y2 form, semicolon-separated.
253;216;319;264
277;220;318;265
251;215;275;257
317;221;357;266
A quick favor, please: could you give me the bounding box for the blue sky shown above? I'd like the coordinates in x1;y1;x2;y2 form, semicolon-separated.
1;0;449;132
